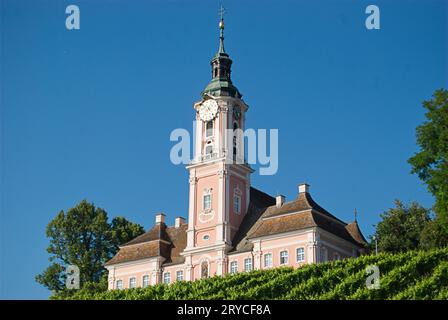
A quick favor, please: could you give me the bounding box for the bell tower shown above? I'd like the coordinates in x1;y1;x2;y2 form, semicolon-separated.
182;9;253;278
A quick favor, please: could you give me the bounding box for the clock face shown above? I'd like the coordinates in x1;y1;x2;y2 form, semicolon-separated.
198;99;219;122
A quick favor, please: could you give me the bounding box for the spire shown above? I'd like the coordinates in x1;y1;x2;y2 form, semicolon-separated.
202;6;242;98
218;5;226;54
354;208;358;222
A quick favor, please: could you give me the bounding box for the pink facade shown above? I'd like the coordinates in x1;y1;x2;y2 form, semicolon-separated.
104;16;367;290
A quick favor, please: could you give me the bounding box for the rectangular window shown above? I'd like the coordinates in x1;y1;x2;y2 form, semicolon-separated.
176;270;184;281
296;247;305;262
321;247;328;263
230;261;238;274
280;250;288;265
334;252;340;261
264;253;272;268
142;275;150;288
234;195;241;214
163;272;171;284
116;280;123;290
129;277;136;288
203;194;211;211
244;257;253;272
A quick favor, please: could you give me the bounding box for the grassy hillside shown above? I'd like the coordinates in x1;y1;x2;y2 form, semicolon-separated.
57;247;448;300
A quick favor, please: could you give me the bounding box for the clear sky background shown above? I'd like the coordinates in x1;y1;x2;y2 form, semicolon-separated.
1;0;447;299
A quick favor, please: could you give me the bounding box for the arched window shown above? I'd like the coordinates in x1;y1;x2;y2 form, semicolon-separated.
201;261;209;278
202;188;212;212
206;121;213;137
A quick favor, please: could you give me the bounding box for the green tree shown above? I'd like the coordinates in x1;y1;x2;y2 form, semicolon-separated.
36;200;144;294
420;217;448;249
408;89;448;230
371;200;430;253
110;216;145;251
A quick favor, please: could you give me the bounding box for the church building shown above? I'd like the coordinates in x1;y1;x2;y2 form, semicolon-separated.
104;14;367;290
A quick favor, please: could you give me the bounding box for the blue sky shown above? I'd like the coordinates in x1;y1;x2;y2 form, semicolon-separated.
1;0;447;299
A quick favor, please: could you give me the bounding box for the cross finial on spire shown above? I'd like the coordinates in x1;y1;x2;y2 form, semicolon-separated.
219;5;225;22
354;208;358;221
217;5;226;53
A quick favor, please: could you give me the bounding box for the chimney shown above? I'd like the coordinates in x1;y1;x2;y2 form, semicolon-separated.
298;183;310;194
155;213;165;224
175;217;186;228
276;195;285;208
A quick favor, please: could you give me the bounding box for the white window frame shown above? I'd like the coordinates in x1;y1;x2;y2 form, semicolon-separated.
244;257;253;272
129;277;136;288
230;261;238;274
264;253;273;268
116;279;123;290
163;272;171;284
296;247;305;263
176;270;184;281
203;189;212;211
280;250;289;265
142;275;150;288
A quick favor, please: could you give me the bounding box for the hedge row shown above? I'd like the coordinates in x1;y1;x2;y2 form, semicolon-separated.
56;247;448;300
